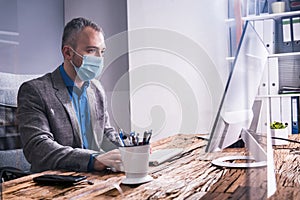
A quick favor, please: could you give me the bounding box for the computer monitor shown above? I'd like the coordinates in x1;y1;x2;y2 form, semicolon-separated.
204;21;276;197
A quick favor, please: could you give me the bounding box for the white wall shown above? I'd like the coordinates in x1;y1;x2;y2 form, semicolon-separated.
127;0;229;141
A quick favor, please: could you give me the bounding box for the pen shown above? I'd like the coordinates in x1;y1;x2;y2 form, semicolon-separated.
119;129;123;138
146;130;152;144
143;130;148;145
130;131;137;145
119;129;126;146
136;133;139;145
121;134;132;146
115;133;124;147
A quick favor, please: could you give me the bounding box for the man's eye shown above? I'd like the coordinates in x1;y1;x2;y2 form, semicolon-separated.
87;49;97;53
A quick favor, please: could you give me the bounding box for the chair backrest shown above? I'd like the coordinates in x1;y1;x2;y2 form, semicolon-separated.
0;72;41;171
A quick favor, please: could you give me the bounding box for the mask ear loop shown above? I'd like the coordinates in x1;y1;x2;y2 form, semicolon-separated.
69;60;78;68
69;47;83;58
68;47;83;68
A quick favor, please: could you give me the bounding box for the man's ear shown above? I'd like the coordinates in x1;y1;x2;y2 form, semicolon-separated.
62;46;72;60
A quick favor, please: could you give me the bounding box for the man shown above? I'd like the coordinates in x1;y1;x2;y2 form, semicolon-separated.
17;17;123;172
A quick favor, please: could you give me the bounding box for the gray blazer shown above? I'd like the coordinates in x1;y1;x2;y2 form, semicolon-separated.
17;66;117;172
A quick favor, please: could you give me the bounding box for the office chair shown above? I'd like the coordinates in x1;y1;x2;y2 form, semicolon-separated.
0;72;40;181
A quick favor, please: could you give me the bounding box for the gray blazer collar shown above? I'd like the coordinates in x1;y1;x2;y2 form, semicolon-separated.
51;67;82;146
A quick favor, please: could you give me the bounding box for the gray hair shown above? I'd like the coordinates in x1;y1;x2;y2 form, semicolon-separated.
61;17;102;49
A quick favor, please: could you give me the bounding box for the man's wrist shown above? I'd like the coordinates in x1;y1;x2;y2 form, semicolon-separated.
93;157;106;171
87;153;100;172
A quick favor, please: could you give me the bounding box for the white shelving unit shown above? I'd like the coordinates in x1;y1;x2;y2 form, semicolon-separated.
269;51;300;58
245;11;300;135
242;10;300;21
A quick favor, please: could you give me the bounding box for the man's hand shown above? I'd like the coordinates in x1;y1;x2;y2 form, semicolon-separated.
94;149;123;172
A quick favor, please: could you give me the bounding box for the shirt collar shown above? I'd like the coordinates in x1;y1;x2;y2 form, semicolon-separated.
59;64;90;90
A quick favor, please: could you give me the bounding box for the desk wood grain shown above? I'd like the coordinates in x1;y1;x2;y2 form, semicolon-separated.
1;134;300;199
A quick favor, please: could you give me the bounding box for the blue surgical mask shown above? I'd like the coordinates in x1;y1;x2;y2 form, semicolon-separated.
70;48;103;81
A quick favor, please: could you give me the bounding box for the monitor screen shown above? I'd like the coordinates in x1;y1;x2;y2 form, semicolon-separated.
206;21;270;153
203;21;277;198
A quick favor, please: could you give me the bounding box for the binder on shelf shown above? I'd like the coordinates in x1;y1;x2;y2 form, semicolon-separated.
275;17;293;53
291;96;299;134
258;62;269;95
292;17;300;52
263;19;275;54
257;98;268;134
254;20;264;41
282;18;292;43
292;17;300;41
253;19;275;53
270;97;281;123
268;57;279;95
281;96;292;135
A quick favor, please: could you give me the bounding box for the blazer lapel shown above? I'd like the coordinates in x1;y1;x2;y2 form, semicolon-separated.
87;85;101;150
51;67;82;146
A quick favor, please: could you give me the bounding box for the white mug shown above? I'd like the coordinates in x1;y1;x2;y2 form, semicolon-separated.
271;1;285;13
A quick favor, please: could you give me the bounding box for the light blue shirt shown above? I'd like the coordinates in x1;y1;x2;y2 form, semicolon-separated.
59;64;93;149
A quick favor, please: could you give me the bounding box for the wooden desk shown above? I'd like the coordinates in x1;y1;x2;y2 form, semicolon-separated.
1;134;300;199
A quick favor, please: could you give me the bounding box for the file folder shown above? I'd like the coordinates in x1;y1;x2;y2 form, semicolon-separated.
282;18;292;43
263;19;275;54
291;96;299;134
292;17;300;41
268;57;279;95
253;19;275;53
270;97;281;123
257;98;268;134
258;63;269;95
275;17;293;53
253;20;264;39
292;17;300;52
281;96;292;135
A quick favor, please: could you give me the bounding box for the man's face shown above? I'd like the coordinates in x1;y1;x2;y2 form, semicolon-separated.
71;26;106;67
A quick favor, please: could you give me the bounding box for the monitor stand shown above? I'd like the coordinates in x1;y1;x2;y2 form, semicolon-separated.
211;128;267;168
210;99;277;197
211;100;267;168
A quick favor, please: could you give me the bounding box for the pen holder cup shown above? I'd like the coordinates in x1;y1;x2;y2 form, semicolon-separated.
119;145;150;179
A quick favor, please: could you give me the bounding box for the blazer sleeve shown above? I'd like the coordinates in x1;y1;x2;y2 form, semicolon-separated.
17;80;95;172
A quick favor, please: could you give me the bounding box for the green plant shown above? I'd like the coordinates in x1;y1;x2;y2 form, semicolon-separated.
270;121;287;129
